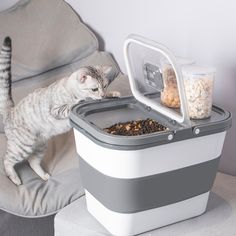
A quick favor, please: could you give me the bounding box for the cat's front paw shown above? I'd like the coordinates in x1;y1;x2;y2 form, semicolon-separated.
112;91;121;97
106;91;121;98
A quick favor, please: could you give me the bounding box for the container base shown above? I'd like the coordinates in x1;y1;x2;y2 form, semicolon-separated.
85;190;209;236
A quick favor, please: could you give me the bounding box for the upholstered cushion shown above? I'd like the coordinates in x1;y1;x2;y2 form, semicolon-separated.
0;0;98;82
0;0;131;217
0;0;20;12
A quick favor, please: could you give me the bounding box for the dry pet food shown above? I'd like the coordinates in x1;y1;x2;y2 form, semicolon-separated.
182;66;215;119
184;77;214;119
161;64;181;108
103;118;168;136
161;58;194;108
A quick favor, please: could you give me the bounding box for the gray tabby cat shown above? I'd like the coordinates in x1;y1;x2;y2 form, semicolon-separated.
0;37;120;185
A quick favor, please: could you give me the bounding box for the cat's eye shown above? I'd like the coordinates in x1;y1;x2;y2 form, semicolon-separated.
92;88;98;92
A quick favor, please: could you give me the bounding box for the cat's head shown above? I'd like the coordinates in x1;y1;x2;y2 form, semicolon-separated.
70;65;118;100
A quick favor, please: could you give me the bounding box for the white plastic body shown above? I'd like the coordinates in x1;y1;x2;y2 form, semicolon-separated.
124;35;190;126
74;129;226;235
85;190;209;236
74;130;226;179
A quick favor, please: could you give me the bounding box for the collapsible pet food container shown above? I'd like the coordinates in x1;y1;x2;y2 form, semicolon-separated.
70;35;232;236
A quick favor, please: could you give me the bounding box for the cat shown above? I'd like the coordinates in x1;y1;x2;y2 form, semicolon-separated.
0;36;120;185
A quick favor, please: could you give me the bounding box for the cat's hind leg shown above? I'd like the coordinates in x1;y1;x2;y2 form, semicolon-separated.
4;158;22;186
3;141;27;185
28;144;50;181
4;129;39;185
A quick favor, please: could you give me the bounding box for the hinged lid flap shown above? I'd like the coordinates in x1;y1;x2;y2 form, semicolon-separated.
124;34;190;125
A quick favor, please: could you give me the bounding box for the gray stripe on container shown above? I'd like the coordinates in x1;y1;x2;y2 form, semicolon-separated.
79;156;220;213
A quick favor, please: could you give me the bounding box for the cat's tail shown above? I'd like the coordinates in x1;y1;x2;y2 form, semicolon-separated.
0;36;14;117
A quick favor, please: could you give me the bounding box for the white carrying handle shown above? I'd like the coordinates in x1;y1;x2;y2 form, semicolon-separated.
123;34;190;125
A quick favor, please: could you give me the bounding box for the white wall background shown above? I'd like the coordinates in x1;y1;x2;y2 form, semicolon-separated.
0;0;235;175
67;0;236;175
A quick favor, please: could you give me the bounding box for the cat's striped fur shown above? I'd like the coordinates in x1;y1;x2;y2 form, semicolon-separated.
0;37;120;185
0;37;14;119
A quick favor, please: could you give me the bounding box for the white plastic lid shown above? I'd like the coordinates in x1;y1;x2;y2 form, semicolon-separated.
182;65;216;76
123;35;191;125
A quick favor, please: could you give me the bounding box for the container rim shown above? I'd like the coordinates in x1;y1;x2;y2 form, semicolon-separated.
69;96;232;150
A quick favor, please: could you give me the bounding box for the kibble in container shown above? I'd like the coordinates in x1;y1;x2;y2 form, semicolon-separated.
182;65;215;119
161;57;194;108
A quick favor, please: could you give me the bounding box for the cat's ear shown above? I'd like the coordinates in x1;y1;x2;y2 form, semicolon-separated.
70;71;86;83
95;65;119;84
95;65;112;75
79;73;87;83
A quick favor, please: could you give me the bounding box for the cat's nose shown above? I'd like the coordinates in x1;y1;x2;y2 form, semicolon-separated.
100;92;105;97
